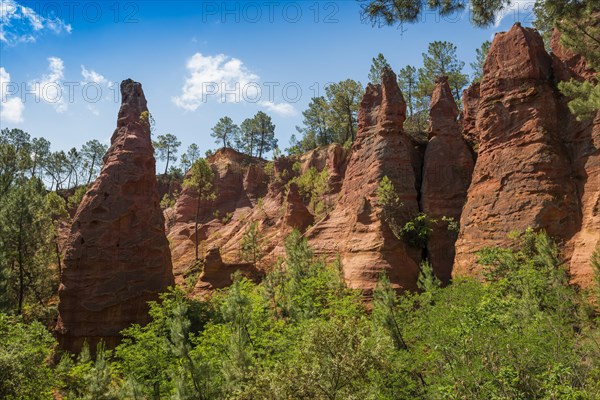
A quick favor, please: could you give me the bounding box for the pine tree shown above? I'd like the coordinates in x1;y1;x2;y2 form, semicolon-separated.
368;53;391;84
80;139;108;185
182;159;215;261
372;273;408;351
0;178;56;316
241;221;263;267
253;111;277;158
153;134;182;175
211;116;239;148
398;65;418;117
325;79;364;144
470;40;491;82
220;273;254;390
417;41;468;102
299;96;333;148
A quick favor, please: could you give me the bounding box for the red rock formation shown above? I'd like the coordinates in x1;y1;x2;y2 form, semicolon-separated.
299;143;348;192
56;79;174;353
551;31;600;288
167;144;348;295
421;77;474;282
166;27;597;293
168;149;266;279
453;24;580;278
306;67;422;293
551;29;596;83
172;69;420;295
460;81;481;148
194;247;261;297
284;182;314;231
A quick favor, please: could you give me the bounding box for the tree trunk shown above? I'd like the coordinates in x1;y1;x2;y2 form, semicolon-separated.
153;382;160;400
31;158;37;178
164;147;170;175
347;110;354;142
195;196;200;261
17;201;24;315
87;155;96;185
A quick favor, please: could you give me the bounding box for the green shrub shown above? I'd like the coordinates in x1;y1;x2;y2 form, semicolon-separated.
290;167;329;216
0;314;55;399
400;213;436;248
67;185;88;210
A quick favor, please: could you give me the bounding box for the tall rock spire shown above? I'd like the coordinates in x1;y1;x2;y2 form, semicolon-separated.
56;79;174;353
453;24;580;277
421;77;474;282
306;67;422;293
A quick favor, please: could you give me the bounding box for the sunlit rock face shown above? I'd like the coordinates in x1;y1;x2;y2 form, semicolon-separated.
56;79;174;353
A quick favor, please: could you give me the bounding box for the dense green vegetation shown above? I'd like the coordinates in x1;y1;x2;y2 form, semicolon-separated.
289;79;364;154
0;128;77;324
2;229;600;399
207;112;278;159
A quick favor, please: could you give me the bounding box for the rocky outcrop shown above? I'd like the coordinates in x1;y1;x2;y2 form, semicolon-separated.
421;77;474;282
551;31;600;288
168;69;420;295
167;24;597;294
167;149;266;277
167;144;348;295
56;79;174;353
306;68;422;293
551;29;597;83
299;143;348;192
284;183;314;231
194;247;261;296
453;24;580;278
460;81;481;148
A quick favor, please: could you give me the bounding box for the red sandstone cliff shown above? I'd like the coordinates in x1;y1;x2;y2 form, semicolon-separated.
551;29;600;287
56;79;174;353
305;67;423;293
168;69;422;295
421;77;474;282
152;24;600;298
167;144;349;297
453;24;591;280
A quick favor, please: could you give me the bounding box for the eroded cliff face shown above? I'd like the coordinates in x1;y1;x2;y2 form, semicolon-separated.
305;68;422;293
454;24;580;277
56;80;174;353
167;69;422;295
454;23;598;283
551;29;600;287
421;77;474;282
169;30;598;294
167;143;350;297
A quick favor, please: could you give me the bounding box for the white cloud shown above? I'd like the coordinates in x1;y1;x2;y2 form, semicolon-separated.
80;66;113;115
0;0;72;45
81;66;109;85
1;97;25;123
260;101;297;117
172;53;260;111
29;56;67;113
493;0;536;27
0;66;25;124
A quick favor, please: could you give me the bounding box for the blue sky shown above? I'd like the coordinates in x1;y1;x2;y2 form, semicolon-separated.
0;0;536;168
